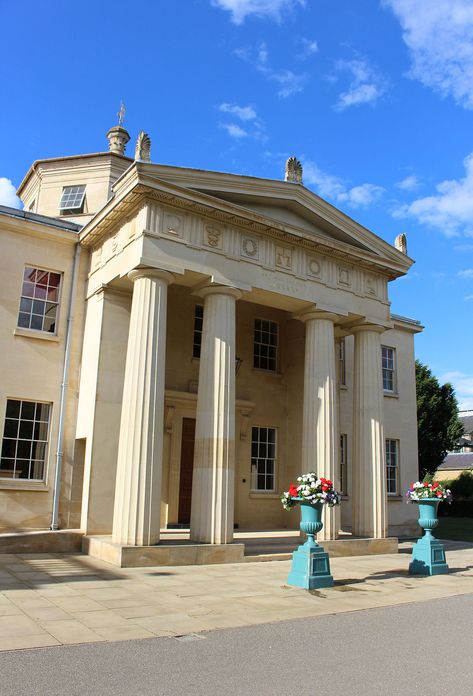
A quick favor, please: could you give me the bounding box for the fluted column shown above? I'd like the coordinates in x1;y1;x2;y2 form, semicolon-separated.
112;268;174;546
300;310;339;540
190;285;242;544
352;325;387;538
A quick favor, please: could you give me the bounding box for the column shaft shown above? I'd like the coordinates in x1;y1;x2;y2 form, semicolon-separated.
352;327;387;538
112;269;173;546
301;314;339;540
190;287;240;544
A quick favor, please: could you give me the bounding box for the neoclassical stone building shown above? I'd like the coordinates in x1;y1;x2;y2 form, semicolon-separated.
0;123;422;560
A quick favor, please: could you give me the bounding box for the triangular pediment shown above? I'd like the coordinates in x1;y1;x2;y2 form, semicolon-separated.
141;165;411;269
193;189;370;251
81;162;413;277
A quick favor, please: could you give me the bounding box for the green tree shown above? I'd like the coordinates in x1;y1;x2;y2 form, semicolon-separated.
416;360;464;478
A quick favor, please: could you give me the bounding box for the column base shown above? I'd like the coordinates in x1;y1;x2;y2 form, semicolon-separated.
83;535;244;568
409;535;449;576
287;541;334;590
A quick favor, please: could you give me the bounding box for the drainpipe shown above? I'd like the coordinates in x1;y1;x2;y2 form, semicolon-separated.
50;241;81;530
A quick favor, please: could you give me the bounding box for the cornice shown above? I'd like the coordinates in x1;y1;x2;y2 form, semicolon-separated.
79;167;412;280
129;162;414;268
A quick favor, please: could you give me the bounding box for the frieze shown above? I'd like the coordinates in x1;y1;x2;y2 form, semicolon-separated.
163;212;184;238
337;266;351;287
204;224;223;249
241;236;259;260
275;245;293;271
364;273;378;297
307;256;322;279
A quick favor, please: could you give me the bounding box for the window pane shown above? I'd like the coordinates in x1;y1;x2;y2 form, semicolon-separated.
18;267;61;334
21;402;35;420
6;400;21;419
35;403;50;422
1;399;50;481
4;419;18;438
18;313;30;328
1;439;16;458
30;315;43;330
251;426;277;491
18;420;33;439
0;459;15;477
254;318;278;371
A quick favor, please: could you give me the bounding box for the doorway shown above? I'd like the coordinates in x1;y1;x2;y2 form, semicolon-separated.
178;418;196;525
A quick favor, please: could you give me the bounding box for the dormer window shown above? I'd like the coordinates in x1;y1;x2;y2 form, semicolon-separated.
59;185;86;215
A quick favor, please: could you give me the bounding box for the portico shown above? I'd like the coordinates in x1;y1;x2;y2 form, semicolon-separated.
70;154;416;566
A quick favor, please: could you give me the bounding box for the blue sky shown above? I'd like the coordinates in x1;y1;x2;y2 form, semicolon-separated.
1;0;473;408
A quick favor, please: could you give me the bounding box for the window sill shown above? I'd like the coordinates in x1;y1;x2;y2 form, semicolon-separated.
14;328;60;342
249;492;280;499
387;495;403;501
339;384;348;391
0;480;48;492
383;391;399;399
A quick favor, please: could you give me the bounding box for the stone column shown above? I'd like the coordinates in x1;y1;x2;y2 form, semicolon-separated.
190;285;242;544
300;310;339;540
352;325;387;538
112;268;174;546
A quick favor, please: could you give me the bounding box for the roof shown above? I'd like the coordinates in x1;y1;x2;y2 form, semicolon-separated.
438;452;473;470
16;151;132;196
390;313;422;327
459;414;473;434
0;205;81;233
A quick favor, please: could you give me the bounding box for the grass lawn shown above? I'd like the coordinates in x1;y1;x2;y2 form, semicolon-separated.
436;517;473;543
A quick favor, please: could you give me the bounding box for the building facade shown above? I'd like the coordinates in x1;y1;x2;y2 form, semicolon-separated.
0;125;422;546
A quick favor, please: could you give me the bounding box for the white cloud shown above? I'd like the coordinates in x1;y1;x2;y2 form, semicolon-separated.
303;161;385;208
235;41;309;97
212;0;305;24
383;0;473;109
396;175;420;191
458;269;473;279
394;152;473;236
464;294;473;301
440;370;473;410
297;37;318;59
220;123;248;139
333;58;387;111
339;183;385;207
0;177;21;208
219;103;257;121
218;103;266;140
454;243;473;252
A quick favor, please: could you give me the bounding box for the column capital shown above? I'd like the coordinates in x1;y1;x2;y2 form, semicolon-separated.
350;322;387;335
128;267;175;285
295;308;342;324
194;283;243;301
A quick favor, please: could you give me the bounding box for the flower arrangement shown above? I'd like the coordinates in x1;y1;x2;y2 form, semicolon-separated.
406;480;452;503
281;473;342;510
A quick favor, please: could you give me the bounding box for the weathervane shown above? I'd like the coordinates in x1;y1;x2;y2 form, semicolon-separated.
117;101;126;126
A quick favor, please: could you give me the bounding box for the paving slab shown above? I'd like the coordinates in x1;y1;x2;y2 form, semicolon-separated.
0;541;471;652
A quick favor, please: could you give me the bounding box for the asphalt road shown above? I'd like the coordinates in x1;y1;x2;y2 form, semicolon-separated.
1;594;472;696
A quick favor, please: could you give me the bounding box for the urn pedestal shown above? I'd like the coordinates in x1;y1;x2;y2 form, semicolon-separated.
287;500;334;590
409;498;449;576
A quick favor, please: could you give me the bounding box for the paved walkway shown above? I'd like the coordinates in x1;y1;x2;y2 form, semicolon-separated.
0;540;472;652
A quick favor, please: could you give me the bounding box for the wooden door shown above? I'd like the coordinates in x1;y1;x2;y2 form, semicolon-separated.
178;418;196;524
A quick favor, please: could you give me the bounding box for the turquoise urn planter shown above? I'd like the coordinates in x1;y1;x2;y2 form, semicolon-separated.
287;499;334;590
409;498;449;576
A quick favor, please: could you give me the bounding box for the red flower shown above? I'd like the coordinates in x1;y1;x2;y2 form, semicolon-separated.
433;482;439;488
322;485;329;492
423;482;429;487
437;492;442;498
288;484;299;497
